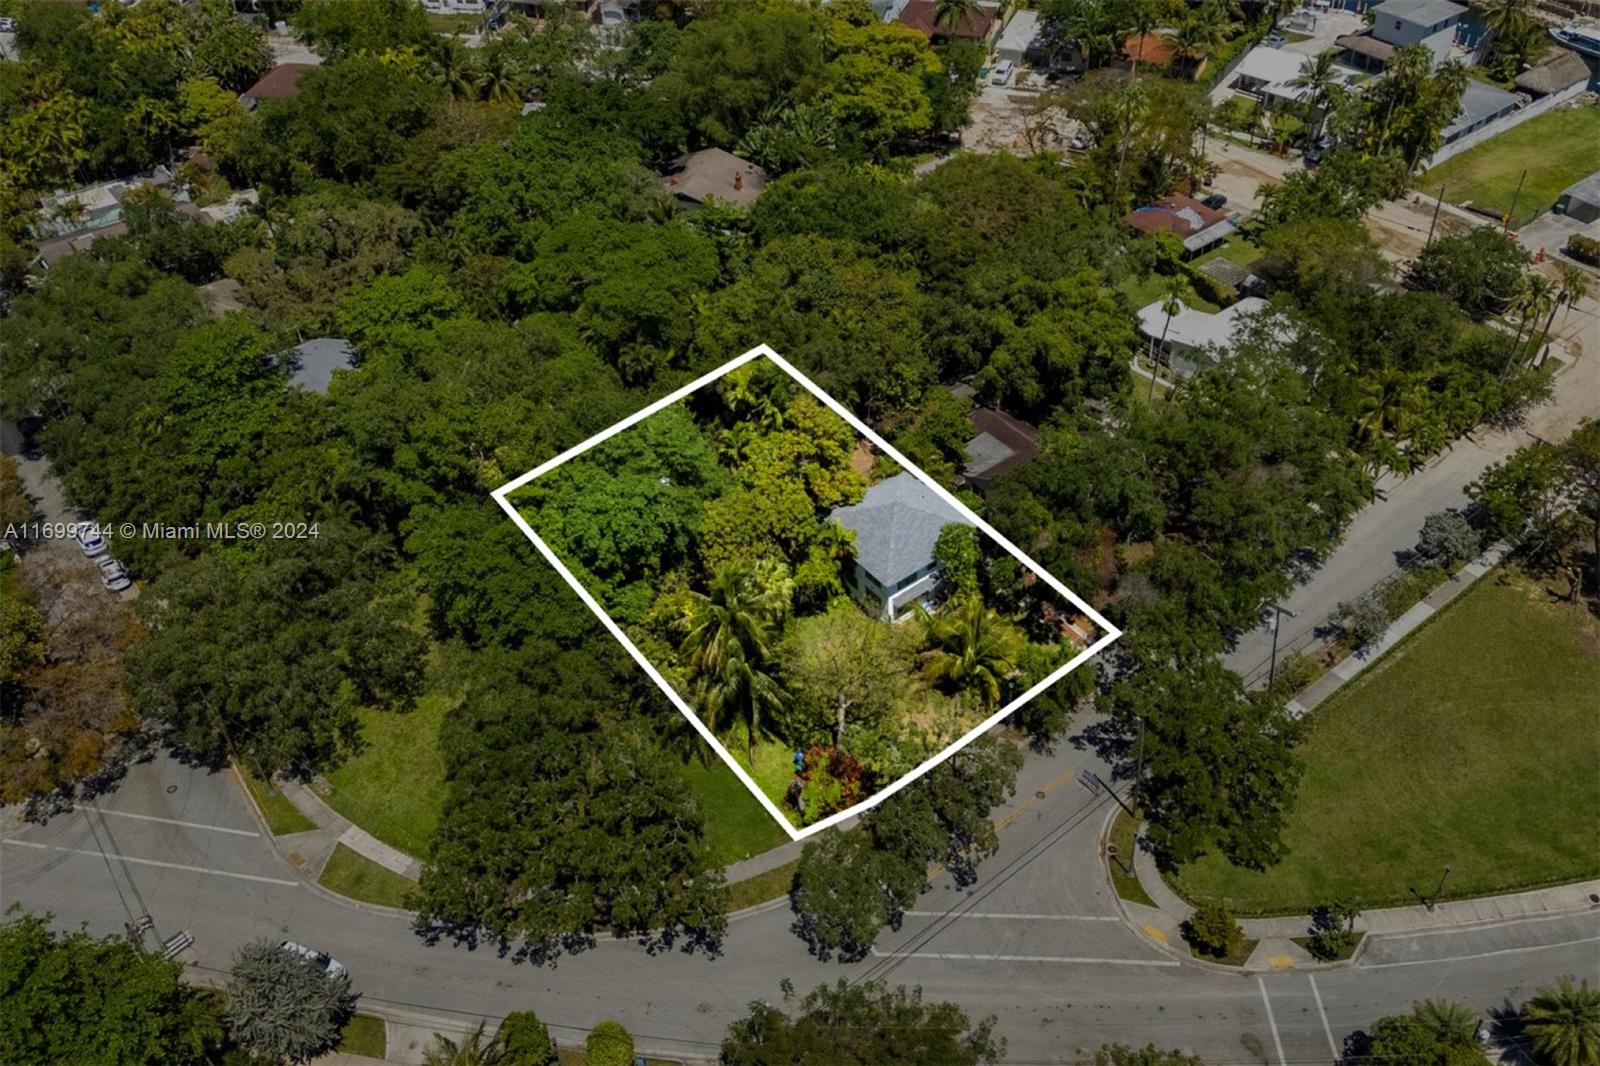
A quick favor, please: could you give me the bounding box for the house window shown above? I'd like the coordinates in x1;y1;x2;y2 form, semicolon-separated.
1393;19;1403;30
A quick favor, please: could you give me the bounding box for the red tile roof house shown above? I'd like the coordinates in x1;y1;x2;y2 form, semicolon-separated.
898;0;1000;43
239;63;317;109
1122;193;1235;258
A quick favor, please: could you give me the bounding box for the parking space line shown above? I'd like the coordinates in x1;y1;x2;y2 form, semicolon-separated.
3;839;297;886
1257;977;1286;1066
869;948;1179;966
1308;973;1338;1060
88;808;259;836
903;911;1119;921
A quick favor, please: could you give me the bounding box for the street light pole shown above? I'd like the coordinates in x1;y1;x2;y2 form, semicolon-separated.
1426;864;1454;911
1266;602;1297;692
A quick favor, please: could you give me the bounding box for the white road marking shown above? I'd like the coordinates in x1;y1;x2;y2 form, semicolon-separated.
1308;973;1338;1060
3;839;298;886
87;808;258;837
903;911;1120;921
869;948;1179;966
1361;934;1600;969
1257;977;1286;1066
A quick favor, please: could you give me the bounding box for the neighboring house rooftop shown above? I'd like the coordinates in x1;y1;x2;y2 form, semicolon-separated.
1123;193;1234;252
661;148;768;208
1514;47;1591;96
1371;0;1466;26
36;222;128;267
1441;79;1518;140
996;9;1041;61
280;337;356;395
241;63;316;105
898;0;997;40
1135;296;1270;354
36;166;176;239
961;407;1040;490
1335;32;1397;63
831;473;973;589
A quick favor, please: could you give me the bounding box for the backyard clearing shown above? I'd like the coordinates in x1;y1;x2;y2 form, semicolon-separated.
1174;567;1600;915
1419;105;1600;229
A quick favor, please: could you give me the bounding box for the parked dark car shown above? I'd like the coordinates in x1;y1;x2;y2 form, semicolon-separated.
1201;193;1227;210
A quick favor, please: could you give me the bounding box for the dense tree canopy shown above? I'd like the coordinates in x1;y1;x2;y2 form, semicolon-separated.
0;908;223;1065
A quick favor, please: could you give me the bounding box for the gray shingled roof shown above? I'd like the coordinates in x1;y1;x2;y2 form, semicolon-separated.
830;473;973;588
1373;0;1465;26
283;337;356;395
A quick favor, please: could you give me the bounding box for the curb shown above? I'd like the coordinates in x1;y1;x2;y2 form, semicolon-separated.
226;764;417;920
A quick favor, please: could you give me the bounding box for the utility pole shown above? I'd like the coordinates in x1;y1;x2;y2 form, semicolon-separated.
1266;602;1297;692
1424;183;1445;247
1134;714;1147;800
1504;170;1526;234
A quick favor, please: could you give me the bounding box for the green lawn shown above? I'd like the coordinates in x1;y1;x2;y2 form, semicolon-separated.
319;843;417;909
1174;569;1600;915
727;726;801;819
323;689;454;858
337;1014;387;1059
1108;808;1157;908
1193;233;1263;270
1118;273;1221;314
237;767;315;835
1419;106;1600;228
684;758;789;866
728;858;800;911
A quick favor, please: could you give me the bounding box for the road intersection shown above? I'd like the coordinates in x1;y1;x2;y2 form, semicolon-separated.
4;730;1595;1064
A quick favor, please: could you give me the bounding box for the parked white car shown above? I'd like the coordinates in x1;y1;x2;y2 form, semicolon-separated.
97;557;132;593
279;940;348;980
990;60;1014;85
75;527;109;558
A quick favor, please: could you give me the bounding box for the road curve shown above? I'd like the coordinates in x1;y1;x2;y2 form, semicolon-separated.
5;740;1596;1064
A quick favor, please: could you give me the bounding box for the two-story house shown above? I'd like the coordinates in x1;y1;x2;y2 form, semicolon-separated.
830;474;974;623
1338;0;1466;71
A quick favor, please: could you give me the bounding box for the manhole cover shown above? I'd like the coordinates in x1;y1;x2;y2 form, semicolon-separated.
288;852;307;868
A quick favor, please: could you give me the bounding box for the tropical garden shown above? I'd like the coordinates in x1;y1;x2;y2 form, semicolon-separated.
518;359;1090;827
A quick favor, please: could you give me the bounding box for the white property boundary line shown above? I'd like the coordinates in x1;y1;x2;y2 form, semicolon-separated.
491;344;1122;842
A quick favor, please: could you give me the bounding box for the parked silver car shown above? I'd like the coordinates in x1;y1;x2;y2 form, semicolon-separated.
279;940;348;979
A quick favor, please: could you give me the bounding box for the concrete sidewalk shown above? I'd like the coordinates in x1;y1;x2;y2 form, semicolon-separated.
1127;824;1600;969
274;777;423;880
1285;540;1511;717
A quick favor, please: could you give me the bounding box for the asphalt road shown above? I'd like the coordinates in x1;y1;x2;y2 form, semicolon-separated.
5;742;1596;1064
1223;324;1600;684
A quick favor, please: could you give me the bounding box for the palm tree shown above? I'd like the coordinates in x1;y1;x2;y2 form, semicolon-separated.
1149;279;1187;403
1557;262;1592;331
1475;0;1533;69
432;39;479;101
933;0;979;35
1166;5;1231;74
1508;272;1557;373
1354;368;1423;445
1288;49;1342;141
423;1023;505;1066
919;596;1025;711
1523;977;1600;1066
676;563;787;762
813;520;857;565
1412;999;1479;1046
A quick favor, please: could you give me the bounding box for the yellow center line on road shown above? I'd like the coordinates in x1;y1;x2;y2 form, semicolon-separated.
995;768;1079;832
925;767;1080;882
